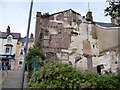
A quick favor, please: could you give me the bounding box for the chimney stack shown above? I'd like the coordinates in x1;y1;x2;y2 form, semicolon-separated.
36;12;42;17
6;26;10;34
111;18;120;25
30;33;33;39
86;11;93;22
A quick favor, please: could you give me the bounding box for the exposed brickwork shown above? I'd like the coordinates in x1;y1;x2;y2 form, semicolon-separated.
35;9;120;74
35;9;77;55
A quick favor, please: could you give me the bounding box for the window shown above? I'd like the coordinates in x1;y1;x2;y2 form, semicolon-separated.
21;42;24;46
5;47;10;53
7;36;12;42
19;49;24;55
5;46;12;54
18;58;23;65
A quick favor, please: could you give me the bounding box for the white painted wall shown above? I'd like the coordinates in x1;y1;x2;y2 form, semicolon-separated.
0;34;18;70
0;38;18;55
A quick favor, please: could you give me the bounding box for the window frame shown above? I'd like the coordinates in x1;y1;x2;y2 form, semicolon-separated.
5;46;12;54
7;36;12;42
19;48;24;55
21;42;24;46
5;47;10;53
18;58;23;65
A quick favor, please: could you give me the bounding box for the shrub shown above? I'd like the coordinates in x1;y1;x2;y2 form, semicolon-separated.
27;61;120;88
28;61;94;88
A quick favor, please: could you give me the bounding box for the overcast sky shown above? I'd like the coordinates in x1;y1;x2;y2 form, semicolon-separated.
0;0;111;37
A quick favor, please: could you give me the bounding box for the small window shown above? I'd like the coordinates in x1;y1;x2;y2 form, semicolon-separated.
21;42;24;46
19;49;24;55
7;36;12;42
18;58;23;65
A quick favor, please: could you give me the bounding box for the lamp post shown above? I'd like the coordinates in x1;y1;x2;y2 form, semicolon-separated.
21;0;33;89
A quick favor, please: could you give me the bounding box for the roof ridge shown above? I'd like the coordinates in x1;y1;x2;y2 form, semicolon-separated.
94;21;120;27
50;8;81;16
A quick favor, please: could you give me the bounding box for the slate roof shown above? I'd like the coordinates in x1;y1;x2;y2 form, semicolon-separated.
19;38;26;42
95;22;120;27
0;32;34;43
0;32;21;39
18;37;34;43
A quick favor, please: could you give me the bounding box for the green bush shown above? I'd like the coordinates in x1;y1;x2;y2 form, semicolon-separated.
26;46;46;79
27;61;120;88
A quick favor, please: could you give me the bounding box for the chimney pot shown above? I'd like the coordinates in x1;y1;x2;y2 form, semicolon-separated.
6;26;10;34
30;33;33;39
36;12;41;17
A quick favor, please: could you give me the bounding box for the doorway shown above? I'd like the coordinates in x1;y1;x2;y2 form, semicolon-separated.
97;65;101;75
2;59;11;70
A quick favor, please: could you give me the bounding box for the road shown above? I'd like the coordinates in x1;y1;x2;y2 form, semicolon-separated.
1;70;28;88
0;70;7;89
0;70;3;89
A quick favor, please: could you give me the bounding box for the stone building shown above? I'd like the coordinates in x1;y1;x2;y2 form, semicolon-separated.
35;9;120;74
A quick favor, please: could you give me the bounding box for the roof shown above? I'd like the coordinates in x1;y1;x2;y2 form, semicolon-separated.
0;32;21;39
19;38;26;42
95;22;120;27
50;9;81;16
18;37;34;43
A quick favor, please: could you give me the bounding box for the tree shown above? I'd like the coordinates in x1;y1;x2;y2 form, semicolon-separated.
26;46;46;79
105;0;120;24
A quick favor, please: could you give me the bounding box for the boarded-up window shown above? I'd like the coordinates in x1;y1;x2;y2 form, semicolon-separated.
83;40;91;54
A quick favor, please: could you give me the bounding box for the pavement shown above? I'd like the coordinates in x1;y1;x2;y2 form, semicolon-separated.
0;70;28;89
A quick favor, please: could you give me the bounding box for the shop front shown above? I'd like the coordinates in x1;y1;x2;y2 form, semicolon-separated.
0;54;15;70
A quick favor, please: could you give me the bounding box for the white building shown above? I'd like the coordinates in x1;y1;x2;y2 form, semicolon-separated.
0;26;21;70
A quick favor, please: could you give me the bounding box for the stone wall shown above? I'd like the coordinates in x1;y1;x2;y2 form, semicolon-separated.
35;9;120;74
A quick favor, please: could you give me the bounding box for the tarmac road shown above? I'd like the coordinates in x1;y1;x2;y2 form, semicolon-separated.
0;70;28;89
2;70;23;88
0;70;7;89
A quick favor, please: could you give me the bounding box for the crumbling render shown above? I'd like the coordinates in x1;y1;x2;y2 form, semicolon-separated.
35;9;120;74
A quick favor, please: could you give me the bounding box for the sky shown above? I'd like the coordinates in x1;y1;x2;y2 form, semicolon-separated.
0;0;111;37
